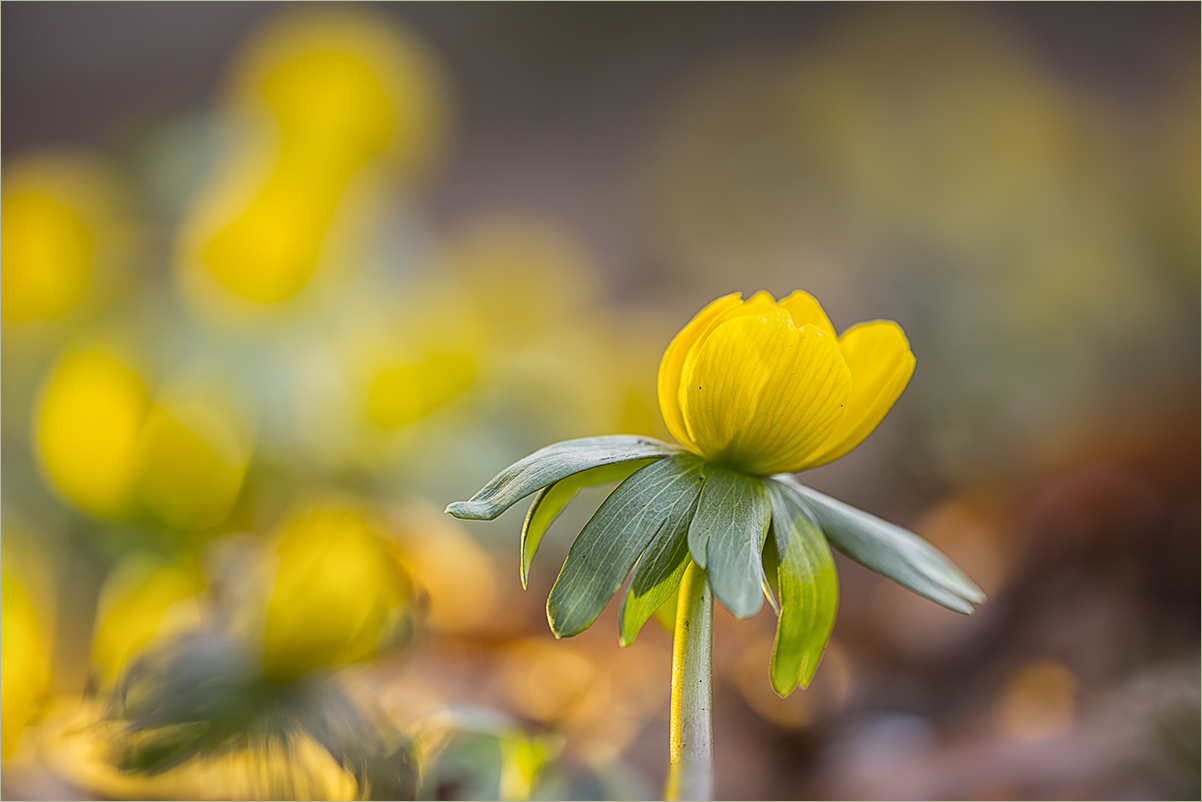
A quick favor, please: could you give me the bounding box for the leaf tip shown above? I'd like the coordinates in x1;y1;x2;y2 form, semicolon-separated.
446;500;485;519
711;581;764;620
546;605;575;640
770;672;796;698
798;661;819;690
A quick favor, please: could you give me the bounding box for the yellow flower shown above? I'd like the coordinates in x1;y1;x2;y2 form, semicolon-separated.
449;287;980;704
177;10;450;311
134;395;251;531
1;571;51;758
262;509;410;683
1;151;134;325
91;556;204;687
36;347;149;517
658;291;915;476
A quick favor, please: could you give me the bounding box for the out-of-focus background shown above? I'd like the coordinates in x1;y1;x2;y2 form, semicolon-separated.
2;3;1197;800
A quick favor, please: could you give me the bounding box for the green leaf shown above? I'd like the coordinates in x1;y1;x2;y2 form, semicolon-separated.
774;476;985;613
650;588;679;634
617;472;704;646
760;533;781;616
521;460;656;589
547;454;706;638
687;467;771;619
446;435;683;521
764;481;838;695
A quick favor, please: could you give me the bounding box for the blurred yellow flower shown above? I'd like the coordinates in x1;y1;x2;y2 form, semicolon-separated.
91;556;204;687
45;708;359;801
367;350;477;431
179;10;450;309
134;396;252;531
262;509;410;683
446;213;600;347
230;11;449;180
498;736;551;802
36;348;149;517
1;153;132;324
1;570;51;758
2;191;92;323
200;175;344;304
658;291;914;475
431;211;678;441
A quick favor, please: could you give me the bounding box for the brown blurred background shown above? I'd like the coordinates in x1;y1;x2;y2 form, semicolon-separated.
2;3;1198;800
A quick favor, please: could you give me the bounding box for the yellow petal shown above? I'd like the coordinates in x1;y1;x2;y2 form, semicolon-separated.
657;293;743;450
673;292;777;444
681;310;850;475
797;320;915;470
778;290;836;340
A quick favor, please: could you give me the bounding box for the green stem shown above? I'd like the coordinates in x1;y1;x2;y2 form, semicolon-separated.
664;559;713;801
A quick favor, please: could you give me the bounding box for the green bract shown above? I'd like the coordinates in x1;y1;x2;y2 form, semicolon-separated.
447;434;984;696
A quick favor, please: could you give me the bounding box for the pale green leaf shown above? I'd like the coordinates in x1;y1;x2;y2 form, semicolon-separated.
617;470;704;646
521;460;656;589
760;533;781;616
774;476;984;613
446;436;682;521
650;589;679;634
547;454;705;638
687;467;771;619
764;480;838;695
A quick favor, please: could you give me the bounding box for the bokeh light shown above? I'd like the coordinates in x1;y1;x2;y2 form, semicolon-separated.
995;660;1078;743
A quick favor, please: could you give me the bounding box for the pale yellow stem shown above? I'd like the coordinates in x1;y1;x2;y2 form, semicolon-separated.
664;559;713;801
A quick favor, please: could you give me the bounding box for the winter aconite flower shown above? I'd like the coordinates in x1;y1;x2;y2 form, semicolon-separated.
447;289;982;799
658;290;915;475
